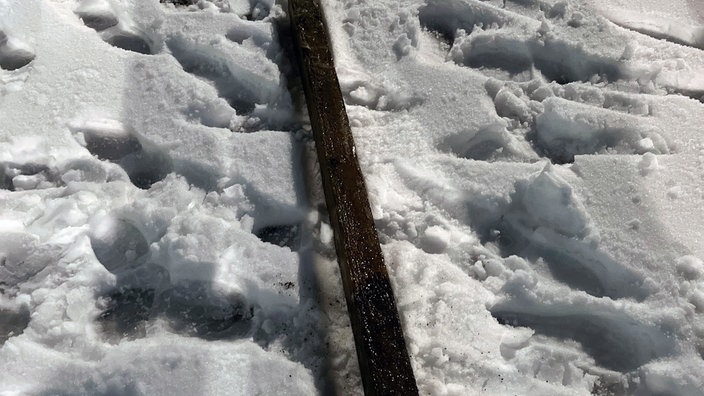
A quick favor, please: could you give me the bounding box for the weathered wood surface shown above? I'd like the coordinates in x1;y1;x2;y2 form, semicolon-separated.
288;1;419;394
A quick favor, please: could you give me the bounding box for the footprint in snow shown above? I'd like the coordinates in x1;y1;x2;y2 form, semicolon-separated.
0;30;35;70
160;0;269;20
419;0;622;84
603;13;704;51
0;307;30;346
493;164;651;300
485;166;688;379
165;30;295;130
75;0;158;55
90;215;253;342
97;280;253;342
490;294;678;372
255;224;301;251
440;62;666;165
69;119;173;189
0;234;60;345
90;215;151;273
0;162;56;191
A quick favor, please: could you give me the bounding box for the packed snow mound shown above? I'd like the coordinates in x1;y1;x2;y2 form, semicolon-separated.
509;163;592;238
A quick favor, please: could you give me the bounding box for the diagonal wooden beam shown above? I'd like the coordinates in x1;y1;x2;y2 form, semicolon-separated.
288;1;419;394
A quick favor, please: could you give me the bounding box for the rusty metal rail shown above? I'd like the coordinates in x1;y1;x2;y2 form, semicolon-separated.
288;0;419;394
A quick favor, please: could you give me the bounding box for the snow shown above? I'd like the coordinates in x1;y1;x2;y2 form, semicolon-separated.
2;0;704;395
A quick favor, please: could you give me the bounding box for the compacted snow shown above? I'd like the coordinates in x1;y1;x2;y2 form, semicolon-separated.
1;0;704;394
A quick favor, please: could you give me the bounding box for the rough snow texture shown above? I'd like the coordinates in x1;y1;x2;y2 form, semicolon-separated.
2;0;704;395
1;0;334;394
324;0;704;394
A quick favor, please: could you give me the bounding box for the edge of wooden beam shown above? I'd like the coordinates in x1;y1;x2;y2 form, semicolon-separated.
288;1;419;394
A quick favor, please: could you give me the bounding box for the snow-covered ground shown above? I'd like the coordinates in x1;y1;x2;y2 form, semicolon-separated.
2;0;704;394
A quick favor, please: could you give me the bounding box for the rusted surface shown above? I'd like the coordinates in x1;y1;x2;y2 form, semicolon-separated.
288;0;419;394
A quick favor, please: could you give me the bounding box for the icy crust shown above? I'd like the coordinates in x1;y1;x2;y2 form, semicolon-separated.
325;0;704;393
